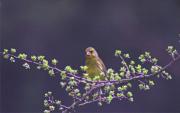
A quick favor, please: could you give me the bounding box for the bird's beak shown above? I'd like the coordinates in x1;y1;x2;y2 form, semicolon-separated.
86;51;91;56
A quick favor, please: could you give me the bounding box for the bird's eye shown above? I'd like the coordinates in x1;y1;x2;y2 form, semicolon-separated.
90;50;93;53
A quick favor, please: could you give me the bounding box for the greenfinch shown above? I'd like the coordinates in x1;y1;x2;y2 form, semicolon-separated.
85;47;107;81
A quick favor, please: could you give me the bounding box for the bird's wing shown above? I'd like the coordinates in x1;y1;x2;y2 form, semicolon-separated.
97;57;107;76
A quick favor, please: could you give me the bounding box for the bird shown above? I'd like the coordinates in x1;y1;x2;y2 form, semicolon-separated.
85;47;107;81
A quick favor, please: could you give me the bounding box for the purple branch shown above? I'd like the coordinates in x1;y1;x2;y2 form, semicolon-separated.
1;51;179;86
1;48;180;113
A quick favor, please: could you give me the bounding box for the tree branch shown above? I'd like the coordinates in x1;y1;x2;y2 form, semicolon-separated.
1;45;180;113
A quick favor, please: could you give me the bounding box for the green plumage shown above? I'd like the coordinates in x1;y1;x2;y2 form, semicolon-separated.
85;47;106;81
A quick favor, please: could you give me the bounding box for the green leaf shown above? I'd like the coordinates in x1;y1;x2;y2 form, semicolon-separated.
127;83;132;88
60;71;67;80
136;64;142;73
145;52;151;58
166;46;174;53
118;85;127;91
117;93;124;97
10;48;16;54
124;53;130;58
142;68;148;75
127;91;133;97
152;58;158;64
107;95;113;104
31;55;37;61
80;65;88;71
149;80;155;86
3;54;9;59
151;66;160;74
42;59;49;70
66;86;71;92
38;55;45;61
130;60;135;65
52;58;58;65
48;69;55;76
3;49;8;54
65;66;72;72
18;53;27;59
115;50;122;56
139;84;144;90
114;74;121;81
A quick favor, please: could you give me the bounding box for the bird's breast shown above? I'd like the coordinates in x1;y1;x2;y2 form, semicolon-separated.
85;57;101;75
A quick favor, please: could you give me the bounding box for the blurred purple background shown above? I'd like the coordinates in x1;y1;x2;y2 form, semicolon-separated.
1;0;180;113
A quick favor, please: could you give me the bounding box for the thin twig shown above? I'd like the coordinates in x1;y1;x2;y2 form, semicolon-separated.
2;51;179;85
1;51;180;113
